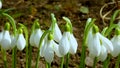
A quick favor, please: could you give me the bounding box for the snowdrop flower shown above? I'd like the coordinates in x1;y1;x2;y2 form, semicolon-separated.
1;23;11;50
50;13;62;42
40;37;62;57
69;33;78;54
16;28;26;51
52;23;62;42
111;29;120;57
44;40;54;63
33;29;43;47
41;33;61;63
87;25;113;61
1;30;11;50
87;31;101;57
59;32;70;56
59;22;78;56
30;22;43;47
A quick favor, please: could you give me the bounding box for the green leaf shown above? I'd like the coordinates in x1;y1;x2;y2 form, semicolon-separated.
79;6;89;14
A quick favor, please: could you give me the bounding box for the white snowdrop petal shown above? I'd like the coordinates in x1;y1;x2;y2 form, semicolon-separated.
98;45;107;61
10;35;17;48
52;41;62;57
34;29;43;47
54;23;62;42
1;31;11;50
0;32;3;42
40;37;49;57
98;33;113;52
0;1;2;9
44;43;54;64
59;32;70;56
88;33;101;57
111;36;120;57
69;34;78;54
17;34;26;51
40;40;47;57
87;29;93;46
30;32;35;46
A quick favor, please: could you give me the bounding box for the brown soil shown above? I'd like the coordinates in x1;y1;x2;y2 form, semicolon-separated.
0;0;117;68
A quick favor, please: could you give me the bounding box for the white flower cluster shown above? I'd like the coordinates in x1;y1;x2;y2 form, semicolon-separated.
86;18;120;64
0;23;26;51
87;29;113;61
0;13;78;64
29;16;78;64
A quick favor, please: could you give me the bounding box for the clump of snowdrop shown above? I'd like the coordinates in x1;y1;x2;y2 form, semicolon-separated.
1;22;11;50
16;28;26;51
87;24;113;61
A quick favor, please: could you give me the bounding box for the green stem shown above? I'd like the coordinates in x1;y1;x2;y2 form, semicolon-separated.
79;45;86;68
115;54;120;68
110;9;120;26
83;19;96;45
93;57;97;68
102;10;120;68
80;19;95;68
51;13;56;32
46;62;48;68
28;20;37;68
2;13;17;68
46;62;51;68
62;17;73;33
28;46;32;68
2;13;16;34
12;47;17;68
25;41;28;68
18;23;29;68
65;53;70;68
103;55;111;68
60;57;64;68
2;49;7;68
35;30;51;68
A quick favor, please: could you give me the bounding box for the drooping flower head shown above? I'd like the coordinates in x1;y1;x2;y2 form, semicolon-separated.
111;28;120;57
59;17;78;56
40;32;62;64
1;22;11;50
30;21;43;47
50;13;62;42
87;25;101;58
16;28;26;51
